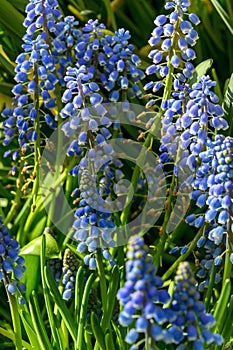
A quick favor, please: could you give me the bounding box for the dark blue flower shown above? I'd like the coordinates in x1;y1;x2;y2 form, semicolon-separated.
169;262;223;347
0;217;26;304
187;135;233;249
72;168;116;269
145;0;200;97
117;235;173;347
61;249;80;301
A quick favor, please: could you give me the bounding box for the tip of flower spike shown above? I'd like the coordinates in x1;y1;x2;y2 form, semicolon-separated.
175;261;194;281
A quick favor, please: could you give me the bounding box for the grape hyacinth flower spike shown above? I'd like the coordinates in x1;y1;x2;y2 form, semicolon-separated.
145;0;200;103
1;0;83;172
0;217;26;304
2;0;64;152
169;261;223;349
187;135;233;246
117;235;173;348
73;168;116;270
159;75;227;175
62;248;80;301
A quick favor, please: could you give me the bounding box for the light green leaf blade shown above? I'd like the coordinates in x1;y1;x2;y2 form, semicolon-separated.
189;58;213;85
20;233;59;258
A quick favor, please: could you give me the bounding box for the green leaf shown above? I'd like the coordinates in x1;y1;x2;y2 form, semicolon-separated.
0;327;32;350
210;0;233;35
75;266;84;323
111;323;126;350
214;279;231;332
102;0;117;31
91;312;106;350
20;255;40;300
222;296;233;342
0;0;24;45
105;332;116;350
77;273;96;349
189;59;213;85
44;266;77;342
223;74;233;135
22;204;47;240
0;44;15;76
40;235;63;349
9;0;28;12
29;292;53;350
0;82;12;98
29;215;47;241
20;311;42;350
20;233;59;258
102;266;120;332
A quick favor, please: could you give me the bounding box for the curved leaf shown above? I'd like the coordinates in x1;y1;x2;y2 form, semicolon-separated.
20;233;59;258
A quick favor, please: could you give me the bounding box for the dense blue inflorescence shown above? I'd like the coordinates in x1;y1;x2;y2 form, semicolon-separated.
169;262;223;349
73;168;116;270
59;19;147;267
1;0;82;166
186;135;233;249
117;235;173;348
2;0;63;154
62;248;80;300
159;75;228;173
0;217;26;304
145;0;200;103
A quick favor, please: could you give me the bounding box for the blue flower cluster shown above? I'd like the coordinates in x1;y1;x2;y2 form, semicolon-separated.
145;0;200;100
73;20;144;103
117;235;173;348
159;75;227;173
60;50;143;265
60;21;145;127
52;16;82;85
0;217;26;304
196;231;222;291
73;168;116;269
1;0;64;155
1;1;83;162
60;64;107;129
169;262;223;349
100;27;144;102
87;288;102;320
62;248;80;301
23;0;62;40
47;258;63;286
186;135;233;248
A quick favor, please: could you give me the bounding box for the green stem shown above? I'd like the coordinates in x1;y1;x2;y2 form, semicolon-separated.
120;43;176;229
153;173;177;268
145;331;150;350
40;234;61;348
46;81;64;228
222;187;233;286
204;264;217;311
102;0;117;31
162;225;205;280
3;274;22;350
96;249;107;315
77;273;95;350
5;158;25;225
27;58;41;215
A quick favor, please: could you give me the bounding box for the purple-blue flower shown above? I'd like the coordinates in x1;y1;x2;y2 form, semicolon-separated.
145;0;200;98
117;235;173;347
169;262;223;347
0;217;26;304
